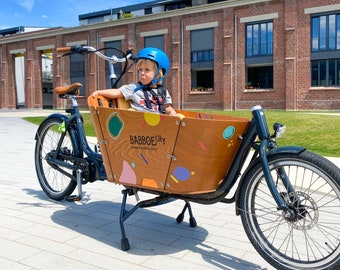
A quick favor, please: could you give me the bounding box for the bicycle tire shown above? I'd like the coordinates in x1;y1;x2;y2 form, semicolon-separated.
35;116;80;200
239;151;340;270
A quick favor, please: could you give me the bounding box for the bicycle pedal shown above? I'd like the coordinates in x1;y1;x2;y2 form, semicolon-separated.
65;195;81;202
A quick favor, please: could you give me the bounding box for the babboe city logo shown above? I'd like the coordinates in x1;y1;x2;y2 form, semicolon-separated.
129;134;166;150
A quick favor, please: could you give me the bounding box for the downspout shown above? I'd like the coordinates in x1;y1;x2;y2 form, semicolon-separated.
181;20;184;109
96;34;100;90
234;15;237;110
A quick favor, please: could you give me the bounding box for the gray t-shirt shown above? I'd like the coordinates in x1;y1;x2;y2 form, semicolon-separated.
120;82;173;113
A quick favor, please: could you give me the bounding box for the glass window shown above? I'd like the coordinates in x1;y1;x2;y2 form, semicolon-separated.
311;61;319;86
267;22;273;55
104;41;122;88
320;60;327;86
320;16;327;50
311;59;340;87
329;15;336;50
311;13;340;87
311;13;340;51
246;25;253;56
329;59;336;85
145;7;152;15
70;54;85;95
246;21;273;57
312;17;319;52
337;15;340;49
338;60;340;85
246;66;273;89
190;28;214;91
191;70;214;91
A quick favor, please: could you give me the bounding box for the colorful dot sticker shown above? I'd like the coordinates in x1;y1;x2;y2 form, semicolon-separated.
107;112;124;139
223;126;235;139
144;112;161;126
170;166;194;184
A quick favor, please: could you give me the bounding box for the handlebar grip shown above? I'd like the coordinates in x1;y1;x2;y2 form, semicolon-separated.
56;47;72;53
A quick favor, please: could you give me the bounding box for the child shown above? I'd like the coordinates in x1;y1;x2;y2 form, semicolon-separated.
92;47;177;116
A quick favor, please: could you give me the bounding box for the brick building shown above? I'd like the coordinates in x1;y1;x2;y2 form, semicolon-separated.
1;0;340;110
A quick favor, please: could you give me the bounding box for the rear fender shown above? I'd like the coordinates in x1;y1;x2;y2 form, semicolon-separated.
35;114;70;141
34;114;81;156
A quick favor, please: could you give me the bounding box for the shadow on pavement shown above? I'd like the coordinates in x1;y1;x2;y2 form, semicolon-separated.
23;187;267;270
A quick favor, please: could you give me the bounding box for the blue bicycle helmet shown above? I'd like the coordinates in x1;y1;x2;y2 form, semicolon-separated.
135;47;170;84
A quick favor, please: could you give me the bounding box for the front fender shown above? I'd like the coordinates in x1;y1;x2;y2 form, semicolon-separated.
235;145;306;215
267;145;306;156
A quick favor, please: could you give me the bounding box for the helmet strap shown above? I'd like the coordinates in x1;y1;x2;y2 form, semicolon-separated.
151;67;162;85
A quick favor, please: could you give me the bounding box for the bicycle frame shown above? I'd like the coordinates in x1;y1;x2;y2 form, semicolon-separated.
40;42;305;216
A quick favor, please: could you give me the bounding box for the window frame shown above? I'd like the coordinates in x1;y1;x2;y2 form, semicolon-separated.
311;13;340;52
310;12;340;87
190;28;215;92
246;20;273;58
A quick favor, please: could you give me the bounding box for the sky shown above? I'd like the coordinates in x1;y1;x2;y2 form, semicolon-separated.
0;0;151;30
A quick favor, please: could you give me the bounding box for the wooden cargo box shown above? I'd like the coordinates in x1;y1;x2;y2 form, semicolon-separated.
88;95;250;194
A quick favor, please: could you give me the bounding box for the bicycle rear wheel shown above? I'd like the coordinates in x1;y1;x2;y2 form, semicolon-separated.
239;151;340;270
35;116;80;200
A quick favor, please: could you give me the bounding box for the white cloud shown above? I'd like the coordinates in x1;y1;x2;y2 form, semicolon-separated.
42;14;48;19
18;0;35;12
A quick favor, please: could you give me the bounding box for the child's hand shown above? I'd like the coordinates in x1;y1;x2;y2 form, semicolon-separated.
92;91;99;97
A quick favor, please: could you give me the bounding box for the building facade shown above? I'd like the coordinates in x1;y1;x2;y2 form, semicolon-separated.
1;0;340;110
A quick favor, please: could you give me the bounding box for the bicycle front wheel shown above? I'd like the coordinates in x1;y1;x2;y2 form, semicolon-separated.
239;151;340;270
35;116;80;200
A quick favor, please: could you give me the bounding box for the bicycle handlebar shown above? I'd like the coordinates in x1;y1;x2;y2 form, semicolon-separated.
56;45;134;64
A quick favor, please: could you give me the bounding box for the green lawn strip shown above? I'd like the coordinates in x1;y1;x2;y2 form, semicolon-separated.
24;110;340;157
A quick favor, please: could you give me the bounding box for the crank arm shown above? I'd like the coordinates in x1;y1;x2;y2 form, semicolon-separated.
46;156;78;171
47;160;77;181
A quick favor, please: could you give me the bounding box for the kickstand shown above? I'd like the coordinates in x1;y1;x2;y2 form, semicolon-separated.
66;169;83;201
118;189;174;251
176;200;197;227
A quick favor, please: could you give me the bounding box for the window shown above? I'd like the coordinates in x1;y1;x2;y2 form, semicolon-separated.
246;21;273;57
312;14;340;52
144;35;164;50
192;70;214;91
311;13;340;87
165;0;190;11
145;8;152;15
245;21;273;89
191;50;214;62
70;53;85;95
247;66;273;89
311;59;340;86
104;41;122;88
88;17;104;24
144;35;166;85
191;28;214;91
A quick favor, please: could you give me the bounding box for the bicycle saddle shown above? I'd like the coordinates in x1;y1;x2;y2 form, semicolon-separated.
55;82;83;96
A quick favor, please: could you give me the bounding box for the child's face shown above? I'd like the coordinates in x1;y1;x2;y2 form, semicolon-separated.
137;61;156;85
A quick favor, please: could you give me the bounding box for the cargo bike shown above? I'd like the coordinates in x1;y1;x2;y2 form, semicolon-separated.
34;45;340;270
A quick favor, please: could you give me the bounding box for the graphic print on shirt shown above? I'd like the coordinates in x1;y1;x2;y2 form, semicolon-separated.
139;92;159;112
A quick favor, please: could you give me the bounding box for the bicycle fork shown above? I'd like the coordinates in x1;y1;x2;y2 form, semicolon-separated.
258;140;296;219
252;105;296;219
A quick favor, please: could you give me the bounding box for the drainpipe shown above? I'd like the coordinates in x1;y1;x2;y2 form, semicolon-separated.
234;15;237;111
181;20;184;109
96;34;100;90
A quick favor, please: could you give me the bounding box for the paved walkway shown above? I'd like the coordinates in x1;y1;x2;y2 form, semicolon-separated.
0;109;339;270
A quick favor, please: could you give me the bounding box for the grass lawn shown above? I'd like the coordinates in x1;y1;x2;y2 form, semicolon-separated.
24;109;340;158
